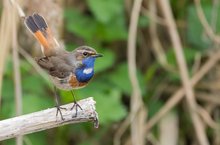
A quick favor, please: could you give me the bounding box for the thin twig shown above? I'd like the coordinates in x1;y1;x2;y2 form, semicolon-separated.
146;133;161;145
159;1;209;144
145;47;220;135
197;106;220;130
210;0;219;33
18;47;49;82
141;7;167;26
11;3;23;145
0;97;99;141
9;0;25;144
127;0;146;145
0;0;13;105
192;53;202;75
113;114;131;145
9;0;25;18
196;92;220;105
194;0;220;44
148;0;176;73
159;112;178;145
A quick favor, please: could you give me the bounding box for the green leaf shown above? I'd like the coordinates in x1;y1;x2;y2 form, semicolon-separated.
1;77;15;119
93;89;127;124
145;63;159;83
4;57;13;77
166;47;198;66
148;99;163;118
73;78;127;124
22;74;49;96
65;9;127;42
138;15;149;28
166;48;199;82
26;132;48;145
94;48;115;72
96;17;127;41
23;94;53;113
87;0;124;23
108;63;145;95
187;5;213;49
65;9;98;40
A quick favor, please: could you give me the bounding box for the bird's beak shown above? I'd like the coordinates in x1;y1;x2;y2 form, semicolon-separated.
93;53;103;58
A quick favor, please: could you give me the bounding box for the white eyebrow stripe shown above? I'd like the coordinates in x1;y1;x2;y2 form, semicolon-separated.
77;50;96;54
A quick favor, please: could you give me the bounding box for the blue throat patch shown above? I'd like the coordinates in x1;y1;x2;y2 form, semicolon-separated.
75;57;95;83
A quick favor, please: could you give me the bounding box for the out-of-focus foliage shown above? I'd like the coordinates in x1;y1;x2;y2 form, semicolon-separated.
1;0;220;145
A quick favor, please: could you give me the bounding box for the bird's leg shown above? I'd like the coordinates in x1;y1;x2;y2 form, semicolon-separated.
70;91;83;118
54;86;67;120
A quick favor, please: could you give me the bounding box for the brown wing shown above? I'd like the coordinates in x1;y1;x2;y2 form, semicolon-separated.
35;56;73;78
24;13;60;56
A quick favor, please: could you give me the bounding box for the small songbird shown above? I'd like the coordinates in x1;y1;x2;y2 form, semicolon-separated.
24;13;102;120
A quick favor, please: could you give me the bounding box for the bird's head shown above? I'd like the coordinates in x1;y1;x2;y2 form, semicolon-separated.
73;46;102;68
74;46;102;62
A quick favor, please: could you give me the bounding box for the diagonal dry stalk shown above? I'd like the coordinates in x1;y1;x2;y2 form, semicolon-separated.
148;0;175;73
145;0;220;138
127;0;146;145
145;50;220;132
158;0;209;144
194;0;220;44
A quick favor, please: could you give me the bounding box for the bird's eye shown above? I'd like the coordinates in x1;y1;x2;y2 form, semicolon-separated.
83;52;88;56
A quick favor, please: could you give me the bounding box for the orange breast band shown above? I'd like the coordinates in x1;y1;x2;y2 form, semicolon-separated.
69;75;87;88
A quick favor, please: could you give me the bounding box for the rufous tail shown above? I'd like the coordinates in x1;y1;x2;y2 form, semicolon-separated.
24;13;59;56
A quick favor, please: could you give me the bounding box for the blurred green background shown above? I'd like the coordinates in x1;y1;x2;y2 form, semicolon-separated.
1;0;220;144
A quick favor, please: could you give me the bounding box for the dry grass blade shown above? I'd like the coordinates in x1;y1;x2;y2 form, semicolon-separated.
113;114;130;145
127;0;146;145
148;0;175;73
194;0;220;44
18;47;49;82
158;1;209;144
0;0;15;107
145;50;220;132
11;3;23;145
159;112;178;145
197;106;220;130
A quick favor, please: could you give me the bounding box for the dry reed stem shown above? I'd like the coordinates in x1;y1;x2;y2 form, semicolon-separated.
158;1;209;144
18;47;49;81
9;0;25;144
159;1;209;144
11;3;23;145
113;114;130;145
141;7;167;26
145;50;220;132
148;0;175;73
127;0;146;145
194;0;220;44
159;112;178;145
196;93;220;105
197;106;220;130
0;0;13;105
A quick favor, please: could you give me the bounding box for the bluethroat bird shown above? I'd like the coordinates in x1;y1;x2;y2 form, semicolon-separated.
24;13;102;120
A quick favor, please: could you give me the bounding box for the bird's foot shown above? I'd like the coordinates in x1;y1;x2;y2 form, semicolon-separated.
70;101;83;118
38;56;49;63
55;105;67;121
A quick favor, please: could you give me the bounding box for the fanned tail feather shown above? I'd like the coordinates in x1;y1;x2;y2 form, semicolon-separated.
24;13;59;56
